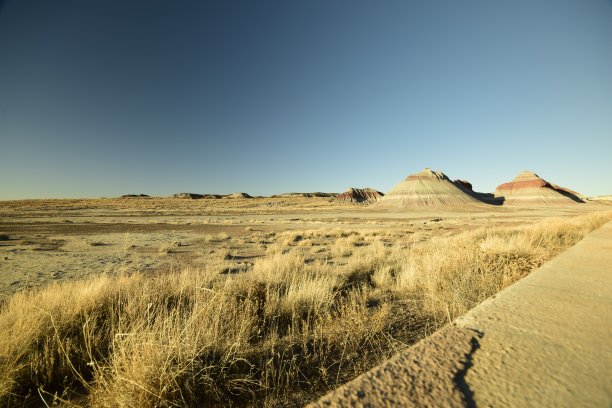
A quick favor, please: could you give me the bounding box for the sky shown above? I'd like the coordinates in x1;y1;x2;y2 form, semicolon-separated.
0;0;611;199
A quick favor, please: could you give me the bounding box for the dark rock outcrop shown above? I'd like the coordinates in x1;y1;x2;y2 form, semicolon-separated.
224;192;253;199
336;188;384;204
453;180;473;191
172;193;204;199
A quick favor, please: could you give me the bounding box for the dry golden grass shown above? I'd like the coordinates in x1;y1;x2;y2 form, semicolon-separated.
0;212;610;406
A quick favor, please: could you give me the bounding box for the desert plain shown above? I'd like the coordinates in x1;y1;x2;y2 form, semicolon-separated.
2;195;609;300
1;175;611;406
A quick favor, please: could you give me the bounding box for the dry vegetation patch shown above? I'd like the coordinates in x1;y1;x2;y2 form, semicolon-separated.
0;212;609;406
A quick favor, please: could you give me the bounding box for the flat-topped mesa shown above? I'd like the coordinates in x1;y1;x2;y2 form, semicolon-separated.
335;188;384;204
271;192;337;198
495;171;583;204
375;168;483;208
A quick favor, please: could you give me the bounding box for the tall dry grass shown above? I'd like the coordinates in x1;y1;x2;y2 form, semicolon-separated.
0;212;609;406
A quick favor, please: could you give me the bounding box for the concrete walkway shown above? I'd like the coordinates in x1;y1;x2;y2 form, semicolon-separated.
312;221;612;407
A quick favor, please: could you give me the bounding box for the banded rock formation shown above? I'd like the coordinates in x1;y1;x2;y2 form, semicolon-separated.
336;188;384;204
494;171;583;204
376;168;482;208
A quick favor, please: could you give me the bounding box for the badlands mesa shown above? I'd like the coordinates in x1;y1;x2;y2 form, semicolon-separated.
375;168;484;207
375;167;586;208
494;170;584;204
0;168;610;407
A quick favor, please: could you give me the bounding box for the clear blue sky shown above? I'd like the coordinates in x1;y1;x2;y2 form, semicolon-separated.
1;0;611;199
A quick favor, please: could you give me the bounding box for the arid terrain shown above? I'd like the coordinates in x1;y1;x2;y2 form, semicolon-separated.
1;195;607;300
1;195;611;406
2;0;609;405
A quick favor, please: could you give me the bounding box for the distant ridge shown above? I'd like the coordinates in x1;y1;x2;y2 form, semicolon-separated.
585;195;612;203
270;192;336;198
224;192;253;199
172;193;204;199
171;192;252;199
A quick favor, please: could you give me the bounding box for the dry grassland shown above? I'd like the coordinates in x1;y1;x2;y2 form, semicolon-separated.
0;200;609;406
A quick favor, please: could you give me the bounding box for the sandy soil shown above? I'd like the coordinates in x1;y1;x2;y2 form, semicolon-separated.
1;197;610;301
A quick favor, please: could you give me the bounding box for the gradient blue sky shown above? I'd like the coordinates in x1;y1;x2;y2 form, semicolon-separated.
1;0;611;199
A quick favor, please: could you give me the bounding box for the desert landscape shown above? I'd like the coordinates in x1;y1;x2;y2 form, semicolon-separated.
1;1;610;406
1;168;611;406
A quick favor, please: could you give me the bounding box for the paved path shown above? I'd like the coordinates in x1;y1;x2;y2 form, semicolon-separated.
312;221;612;407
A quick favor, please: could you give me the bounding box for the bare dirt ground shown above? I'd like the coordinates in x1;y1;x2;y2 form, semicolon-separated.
1;197;609;301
